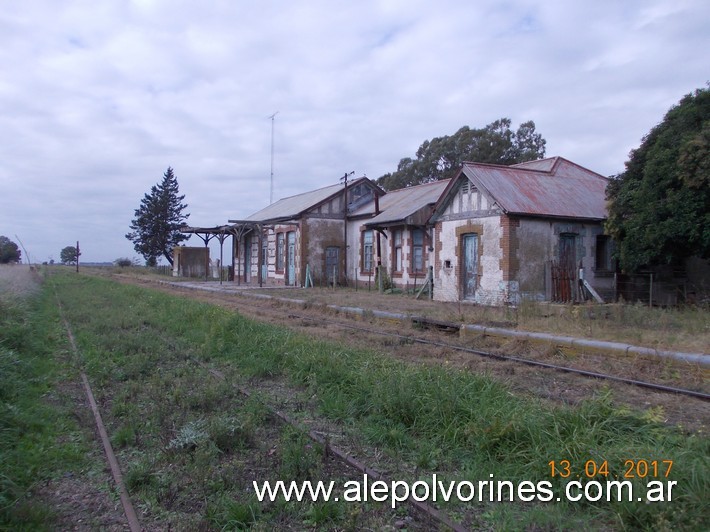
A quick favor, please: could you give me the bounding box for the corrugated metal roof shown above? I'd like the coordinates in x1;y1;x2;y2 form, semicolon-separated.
362;179;450;226
462;157;608;220
244;179;367;222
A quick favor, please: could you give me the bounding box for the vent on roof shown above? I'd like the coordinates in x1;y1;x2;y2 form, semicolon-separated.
461;180;470;194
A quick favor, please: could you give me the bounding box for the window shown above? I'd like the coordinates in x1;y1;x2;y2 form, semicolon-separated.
411;229;424;273
276;233;284;271
362;230;373;272
349;183;373;209
393;229;403;272
595;235;613;272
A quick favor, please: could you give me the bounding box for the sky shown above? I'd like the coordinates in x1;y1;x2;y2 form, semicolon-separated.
1;0;708;264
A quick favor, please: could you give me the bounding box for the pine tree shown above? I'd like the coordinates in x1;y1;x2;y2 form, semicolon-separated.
126;167;190;266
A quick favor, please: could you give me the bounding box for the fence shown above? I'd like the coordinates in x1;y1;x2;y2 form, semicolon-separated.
151;265;172;276
616;272;688;306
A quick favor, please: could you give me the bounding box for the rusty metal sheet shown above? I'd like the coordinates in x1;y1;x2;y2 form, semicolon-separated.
362;179;450;227
463;157;608;220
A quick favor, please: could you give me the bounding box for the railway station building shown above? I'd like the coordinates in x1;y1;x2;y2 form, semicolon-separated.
179;156;614;305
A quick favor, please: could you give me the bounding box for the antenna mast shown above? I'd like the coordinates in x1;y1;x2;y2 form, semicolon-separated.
268;111;279;204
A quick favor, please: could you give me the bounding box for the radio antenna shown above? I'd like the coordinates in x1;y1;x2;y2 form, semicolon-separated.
268;111;279;204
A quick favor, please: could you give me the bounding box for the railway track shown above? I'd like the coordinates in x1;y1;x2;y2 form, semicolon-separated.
155;281;709;403
285;312;710;402
51;272;709;530
54;289;142;532
54;281;467;531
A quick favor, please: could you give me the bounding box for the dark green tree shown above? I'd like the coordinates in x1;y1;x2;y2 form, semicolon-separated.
605;87;710;271
0;236;21;264
60;246;79;265
126;167;190;266
376;118;546;190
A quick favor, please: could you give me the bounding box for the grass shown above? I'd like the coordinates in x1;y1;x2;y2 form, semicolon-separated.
0;277;88;529
253;285;710;352
19;270;710;529
93;265;710;351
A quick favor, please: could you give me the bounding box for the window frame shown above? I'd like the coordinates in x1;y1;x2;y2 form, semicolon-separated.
276;232;285;272
362;230;374;273
411;228;424;273
392;229;403;273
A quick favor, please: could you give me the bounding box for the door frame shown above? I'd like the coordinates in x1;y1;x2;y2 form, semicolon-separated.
461;232;479;300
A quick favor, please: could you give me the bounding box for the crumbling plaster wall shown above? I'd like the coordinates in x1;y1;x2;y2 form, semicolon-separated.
433;215;504;304
304;218;344;284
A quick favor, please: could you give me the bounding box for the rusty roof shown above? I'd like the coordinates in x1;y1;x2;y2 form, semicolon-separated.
360;179;450;227
455;157;609;220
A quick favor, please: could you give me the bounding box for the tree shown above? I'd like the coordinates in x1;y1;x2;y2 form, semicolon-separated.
376;118;546;190
126;167;190;266
605;87;710;272
60;246;79;265
0;236;21;264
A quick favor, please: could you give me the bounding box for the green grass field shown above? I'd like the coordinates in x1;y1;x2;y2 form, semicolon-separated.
2;269;708;530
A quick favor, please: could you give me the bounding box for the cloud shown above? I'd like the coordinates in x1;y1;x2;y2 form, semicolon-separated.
0;0;708;262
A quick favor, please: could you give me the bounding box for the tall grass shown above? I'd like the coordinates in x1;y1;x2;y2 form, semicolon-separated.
48;272;709;530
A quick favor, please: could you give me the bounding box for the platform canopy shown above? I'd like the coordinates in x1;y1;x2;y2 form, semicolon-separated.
180;224;236;246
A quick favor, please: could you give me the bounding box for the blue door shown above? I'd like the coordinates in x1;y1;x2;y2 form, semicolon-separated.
326;246;339;285
462;233;478;299
261;239;268;282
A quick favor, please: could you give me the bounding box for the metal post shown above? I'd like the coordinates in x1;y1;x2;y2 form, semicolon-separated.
429;265;434;300
258;230;263;288
76;241;80;273
269;112;278;205
341;171;354;286
219;232;224;285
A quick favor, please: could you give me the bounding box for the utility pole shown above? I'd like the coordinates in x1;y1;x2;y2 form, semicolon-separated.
268;111;279;204
76;241;81;273
341;171;354;286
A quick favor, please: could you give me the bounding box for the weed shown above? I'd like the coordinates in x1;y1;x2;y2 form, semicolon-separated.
167;419;209;452
111;425;137;449
207;493;262;530
279;426;322;482
207;415;255;453
303;499;345;527
42;272;710;529
0;286;87;529
124;455;158;492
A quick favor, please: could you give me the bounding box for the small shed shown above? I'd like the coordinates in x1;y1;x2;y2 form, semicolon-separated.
172;246;209;278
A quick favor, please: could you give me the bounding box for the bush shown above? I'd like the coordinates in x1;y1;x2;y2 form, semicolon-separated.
114;258;134;267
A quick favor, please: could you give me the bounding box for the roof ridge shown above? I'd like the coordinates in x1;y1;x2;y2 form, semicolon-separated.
463;160;547;173
388;178;451;194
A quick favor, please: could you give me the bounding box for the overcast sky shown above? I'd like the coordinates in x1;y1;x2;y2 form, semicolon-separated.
1;0;708;264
